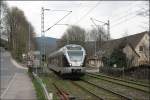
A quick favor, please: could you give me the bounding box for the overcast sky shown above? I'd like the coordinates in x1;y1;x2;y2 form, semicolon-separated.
7;1;149;39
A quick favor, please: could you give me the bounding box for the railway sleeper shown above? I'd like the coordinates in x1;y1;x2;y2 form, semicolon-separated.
81;79;133;100
87;74;150;93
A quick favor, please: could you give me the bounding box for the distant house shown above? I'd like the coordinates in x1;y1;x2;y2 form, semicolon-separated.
87;48;105;68
87;31;149;68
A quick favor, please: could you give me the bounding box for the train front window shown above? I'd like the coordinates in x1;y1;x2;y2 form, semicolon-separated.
67;51;83;61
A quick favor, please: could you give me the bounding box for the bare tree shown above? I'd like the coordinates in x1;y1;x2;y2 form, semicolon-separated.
87;26;108;41
58;25;86;48
1;1;9;36
4;6;36;61
87;26;109;54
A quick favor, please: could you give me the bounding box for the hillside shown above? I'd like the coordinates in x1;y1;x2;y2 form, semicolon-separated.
35;37;57;53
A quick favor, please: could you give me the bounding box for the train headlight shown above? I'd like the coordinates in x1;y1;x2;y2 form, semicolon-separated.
70;63;72;66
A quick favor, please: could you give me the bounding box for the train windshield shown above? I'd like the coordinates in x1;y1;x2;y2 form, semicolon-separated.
67;51;83;61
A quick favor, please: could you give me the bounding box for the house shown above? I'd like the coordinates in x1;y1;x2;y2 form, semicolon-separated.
87;31;149;68
121;31;149;65
87;52;104;68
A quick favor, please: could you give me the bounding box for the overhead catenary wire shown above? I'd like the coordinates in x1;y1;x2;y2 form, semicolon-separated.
43;3;101;7
110;7;149;29
111;2;148;26
111;8;148;26
44;11;72;32
110;1;144;22
75;1;101;24
110;13;139;28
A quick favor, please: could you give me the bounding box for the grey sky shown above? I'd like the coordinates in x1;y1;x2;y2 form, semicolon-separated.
7;1;149;39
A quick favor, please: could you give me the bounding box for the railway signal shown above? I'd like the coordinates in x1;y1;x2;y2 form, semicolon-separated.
42;54;46;62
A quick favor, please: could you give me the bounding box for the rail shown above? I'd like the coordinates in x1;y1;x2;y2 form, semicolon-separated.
71;81;104;100
81;79;132;100
87;73;150;93
32;72;52;100
88;73;150;87
53;83;70;100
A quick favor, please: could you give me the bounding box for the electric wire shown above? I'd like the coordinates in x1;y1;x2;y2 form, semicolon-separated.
111;2;148;26
111;14;138;28
110;1;144;22
75;1;101;24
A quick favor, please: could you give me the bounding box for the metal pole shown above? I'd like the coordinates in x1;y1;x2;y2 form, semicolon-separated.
41;7;45;73
90;18;98;57
67;33;69;45
41;7;45;55
28;23;30;69
107;20;110;40
28;24;30;52
41;7;51;73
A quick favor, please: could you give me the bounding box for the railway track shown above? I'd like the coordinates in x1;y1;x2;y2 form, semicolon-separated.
71;80;132;100
42;70;149;99
46;72;97;100
88;73;150;87
53;83;71;100
87;73;150;93
71;81;104;100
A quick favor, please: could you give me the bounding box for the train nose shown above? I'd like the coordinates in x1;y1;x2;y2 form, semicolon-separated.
70;62;81;66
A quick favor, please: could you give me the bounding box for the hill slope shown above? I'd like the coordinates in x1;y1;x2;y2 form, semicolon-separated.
35;37;57;53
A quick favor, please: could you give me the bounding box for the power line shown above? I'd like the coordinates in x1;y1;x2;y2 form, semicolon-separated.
111;13;139;28
111;10;148;29
75;1;101;24
44;11;72;32
110;1;143;22
110;2;146;24
43;4;98;7
111;7;147;27
43;3;100;7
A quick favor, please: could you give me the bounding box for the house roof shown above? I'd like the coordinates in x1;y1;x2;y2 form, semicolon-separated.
119;31;148;48
97;31;149;57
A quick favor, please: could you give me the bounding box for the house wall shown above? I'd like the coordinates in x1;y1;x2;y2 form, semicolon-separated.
123;44;139;66
135;34;149;65
88;59;103;68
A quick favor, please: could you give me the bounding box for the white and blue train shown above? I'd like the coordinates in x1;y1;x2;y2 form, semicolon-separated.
48;44;86;78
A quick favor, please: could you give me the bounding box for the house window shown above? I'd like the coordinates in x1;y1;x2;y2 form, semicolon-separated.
139;46;143;51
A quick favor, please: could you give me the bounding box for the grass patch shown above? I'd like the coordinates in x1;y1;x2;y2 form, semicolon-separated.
28;72;46;100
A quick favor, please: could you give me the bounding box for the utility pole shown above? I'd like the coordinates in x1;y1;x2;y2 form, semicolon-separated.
91;18;110;39
41;7;45;74
107;20;110;40
67;25;70;45
41;7;51;74
41;7;44;71
90;18;110;69
28;24;31;52
40;7;71;73
28;23;33;73
90;18;110;48
90;18;98;57
28;23;31;63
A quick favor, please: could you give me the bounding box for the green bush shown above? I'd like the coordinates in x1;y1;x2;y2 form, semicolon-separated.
109;48;127;68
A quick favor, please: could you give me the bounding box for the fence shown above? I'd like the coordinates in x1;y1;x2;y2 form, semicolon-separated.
32;72;52;100
99;64;150;79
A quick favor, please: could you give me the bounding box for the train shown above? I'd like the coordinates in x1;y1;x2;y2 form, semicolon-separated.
48;44;86;78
